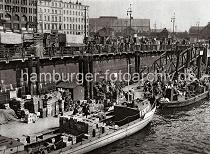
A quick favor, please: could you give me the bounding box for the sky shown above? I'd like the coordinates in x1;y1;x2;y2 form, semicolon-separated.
80;0;210;32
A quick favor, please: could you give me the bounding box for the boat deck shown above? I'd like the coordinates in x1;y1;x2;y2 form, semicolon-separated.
0;111;73;139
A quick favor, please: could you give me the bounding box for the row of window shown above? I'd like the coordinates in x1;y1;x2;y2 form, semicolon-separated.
39;14;88;23
0;13;36;22
1;5;36;14
40;23;88;31
3;0;36;6
39;1;86;10
39;8;86;17
63;31;88;35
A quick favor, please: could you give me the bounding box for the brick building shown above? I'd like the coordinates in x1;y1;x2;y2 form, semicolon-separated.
0;0;37;32
189;25;204;42
89;16;150;35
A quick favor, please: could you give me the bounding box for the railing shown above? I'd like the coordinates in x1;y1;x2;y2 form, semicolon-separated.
0;44;193;62
140;44;206;77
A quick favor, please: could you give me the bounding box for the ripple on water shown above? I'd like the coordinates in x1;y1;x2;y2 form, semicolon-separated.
89;100;210;154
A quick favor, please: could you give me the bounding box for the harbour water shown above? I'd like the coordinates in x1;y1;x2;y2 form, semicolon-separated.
90;100;210;154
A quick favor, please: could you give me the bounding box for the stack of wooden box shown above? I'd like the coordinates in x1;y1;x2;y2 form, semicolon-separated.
39;108;47;118
25;113;37;124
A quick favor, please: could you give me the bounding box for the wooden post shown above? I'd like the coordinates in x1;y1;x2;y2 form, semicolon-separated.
83;57;89;100
89;59;94;99
78;59;83;85
186;49;190;68
28;58;33;95
16;67;22;88
175;47;180;79
202;46;208;67
197;55;202;79
135;55;140;73
35;57;40;95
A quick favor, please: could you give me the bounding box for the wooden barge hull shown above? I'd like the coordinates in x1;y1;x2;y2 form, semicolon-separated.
50;106;156;154
160;91;209;108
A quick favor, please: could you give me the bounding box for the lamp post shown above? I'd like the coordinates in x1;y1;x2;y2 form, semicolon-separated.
171;12;176;42
84;6;87;44
196;21;200;42
154;21;157;32
125;21;128;35
127;4;132;36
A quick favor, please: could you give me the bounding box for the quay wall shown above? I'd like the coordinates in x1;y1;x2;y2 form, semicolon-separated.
0;56;157;88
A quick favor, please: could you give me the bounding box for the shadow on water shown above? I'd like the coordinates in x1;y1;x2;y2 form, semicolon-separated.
88;123;154;154
88;99;210;154
157;99;208;119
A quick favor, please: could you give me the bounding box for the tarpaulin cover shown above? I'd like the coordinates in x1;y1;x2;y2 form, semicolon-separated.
66;34;84;44
0;109;17;125
0;32;23;44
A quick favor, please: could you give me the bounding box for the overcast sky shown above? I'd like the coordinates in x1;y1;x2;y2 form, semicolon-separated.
81;0;210;32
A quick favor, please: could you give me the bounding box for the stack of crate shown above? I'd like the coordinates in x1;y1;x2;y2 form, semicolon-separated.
25;113;37;124
68;134;77;145
59;100;65;113
33;96;39;114
61;134;77;146
39;108;47;118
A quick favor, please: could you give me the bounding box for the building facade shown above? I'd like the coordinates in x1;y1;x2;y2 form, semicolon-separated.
189;25;204;42
89;16;150;35
0;0;37;32
38;0;89;36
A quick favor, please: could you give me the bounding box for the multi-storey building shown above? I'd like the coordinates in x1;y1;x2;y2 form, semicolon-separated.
89;16;150;35
0;0;37;32
38;0;89;36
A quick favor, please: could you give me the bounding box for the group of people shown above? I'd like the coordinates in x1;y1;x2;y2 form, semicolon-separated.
85;35;191;54
143;75;208;102
93;80;127;104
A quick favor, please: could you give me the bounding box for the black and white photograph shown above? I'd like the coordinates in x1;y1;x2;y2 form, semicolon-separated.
0;0;210;154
